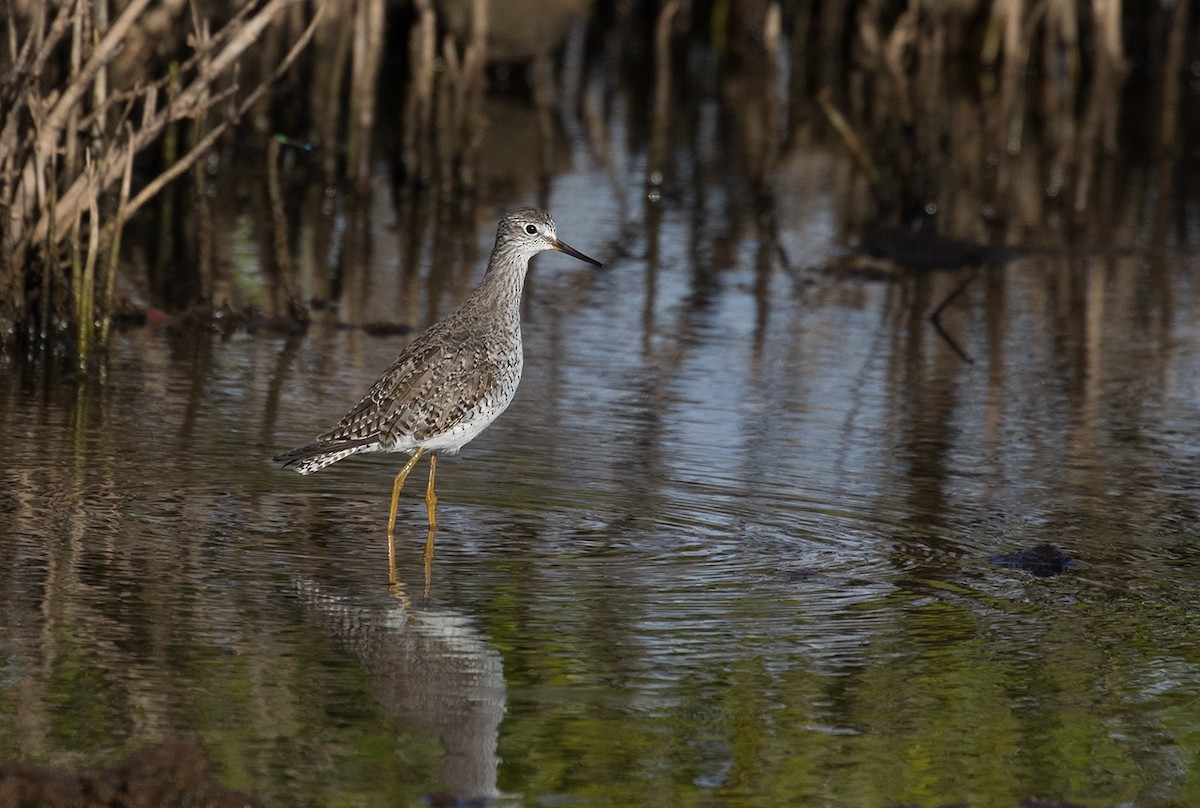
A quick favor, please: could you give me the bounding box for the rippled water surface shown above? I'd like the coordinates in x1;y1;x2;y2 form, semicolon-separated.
4;147;1200;806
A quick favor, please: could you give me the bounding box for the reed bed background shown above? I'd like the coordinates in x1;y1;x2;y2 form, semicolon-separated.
0;0;1195;366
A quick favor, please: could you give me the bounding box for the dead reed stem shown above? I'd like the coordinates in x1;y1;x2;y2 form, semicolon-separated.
401;0;486;195
817;87;880;189
1158;0;1190;157
0;0;1189;359
650;0;679;182
78;178;100;364
312;0;352;184
456;0;488;190
348;0;385;191
1;0;323;355
31;0;306;249
190;15;215;304
266;135;307;320
402;0;437;189
99;131;134;349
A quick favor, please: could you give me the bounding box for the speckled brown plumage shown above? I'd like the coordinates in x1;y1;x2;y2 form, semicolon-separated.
274;207;602;487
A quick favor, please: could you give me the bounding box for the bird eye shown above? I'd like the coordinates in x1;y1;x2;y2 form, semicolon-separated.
525;224;537;235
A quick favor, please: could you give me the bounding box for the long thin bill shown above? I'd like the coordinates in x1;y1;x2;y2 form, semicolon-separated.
554;239;604;268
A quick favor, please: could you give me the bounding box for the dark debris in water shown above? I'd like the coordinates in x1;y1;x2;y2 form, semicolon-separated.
859;224;990;270
987;543;1075;578
0;743;265;807
819;224;1038;281
780;567;824;582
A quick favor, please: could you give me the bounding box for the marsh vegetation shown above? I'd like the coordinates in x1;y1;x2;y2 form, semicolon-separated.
2;1;1193;360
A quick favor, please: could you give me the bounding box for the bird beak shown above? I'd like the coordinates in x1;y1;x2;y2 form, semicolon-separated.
553;238;603;268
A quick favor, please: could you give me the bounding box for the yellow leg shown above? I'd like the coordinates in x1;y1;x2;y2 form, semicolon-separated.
422;526;434;600
425;454;438;531
386;447;426;538
422;455;438;597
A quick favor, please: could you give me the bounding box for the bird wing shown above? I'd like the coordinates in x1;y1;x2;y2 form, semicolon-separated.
315;326;499;449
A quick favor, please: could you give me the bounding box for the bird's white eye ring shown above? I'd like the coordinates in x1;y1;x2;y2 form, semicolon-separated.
525;224;537;235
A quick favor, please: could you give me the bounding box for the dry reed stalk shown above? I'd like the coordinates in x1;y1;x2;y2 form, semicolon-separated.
348;0;385;191
116;6;325;224
914;14;946;184
882;0;917;126
437;36;481;193
1040;0;1078;199
189;15;214;304
1157;0;1190;156
2;0;324;349
402;0;437;188
762;3;784;178
1072;0;1127;213
94;0;109;134
816;87;880;189
266;135;307;321
68;214;80;343
816;0;851;92
31;0;153;182
42;148;57;339
786;0;812;132
457;0;487;190
435;35;459;195
47;0;307;242
265;139;290;316
155;64;181;289
997;0;1029;154
312;0;353;184
649;0;679;183
979;0;1043;203
99;126;133;349
78;195;100;364
581;75;615;186
64;0;85;190
722;1;784;189
0;3;70;286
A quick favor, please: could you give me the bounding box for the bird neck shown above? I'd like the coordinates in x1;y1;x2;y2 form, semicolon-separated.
474;247;530;315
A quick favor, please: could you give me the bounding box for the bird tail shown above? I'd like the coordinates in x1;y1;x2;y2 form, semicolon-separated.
274;437;379;475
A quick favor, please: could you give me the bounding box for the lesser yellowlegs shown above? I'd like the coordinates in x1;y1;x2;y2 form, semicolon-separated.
275;207;602;556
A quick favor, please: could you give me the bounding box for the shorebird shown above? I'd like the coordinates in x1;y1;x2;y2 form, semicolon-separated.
275;207;602;555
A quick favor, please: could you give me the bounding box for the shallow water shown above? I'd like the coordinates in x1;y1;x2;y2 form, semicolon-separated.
4;135;1200;806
